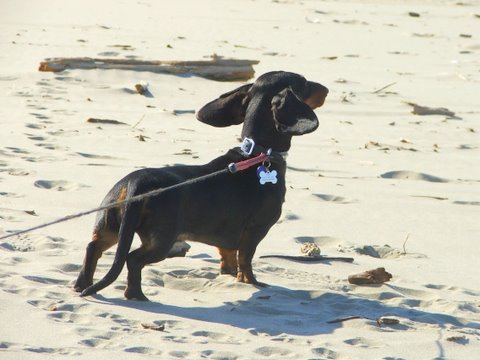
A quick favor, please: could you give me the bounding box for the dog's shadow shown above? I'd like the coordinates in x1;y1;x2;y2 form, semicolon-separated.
92;281;479;337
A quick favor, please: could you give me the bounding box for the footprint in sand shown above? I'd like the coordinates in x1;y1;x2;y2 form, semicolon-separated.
313;193;357;204
161;269;216;292
294;235;341;247
0;341;16;350
23;155;59;163
380;170;449;183
453;200;480;206
167;351;190;358
27;135;47;141
191;330;245;345
311;347;338;359
0;256;30;265
29;112;50;120
254;346;293;357
4;146;29;155
5;168;32;176
23;275;68;285
25;123;46;130
276;211;301;224
124;346;160;355
75;152;118;160
0;206;36;223
22;346;57;354
34;179;88;191
3;234;69;254
344;337;378;348
35;143;69;151
27;104;48;111
46;303;92;324
57;263;82;273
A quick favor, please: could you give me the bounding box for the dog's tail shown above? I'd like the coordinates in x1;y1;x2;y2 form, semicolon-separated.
81;184;141;297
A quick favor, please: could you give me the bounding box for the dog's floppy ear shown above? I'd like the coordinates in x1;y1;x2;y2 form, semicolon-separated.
271;88;319;135
196;83;252;127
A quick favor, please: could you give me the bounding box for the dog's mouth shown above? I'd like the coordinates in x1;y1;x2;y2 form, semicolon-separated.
304;82;329;109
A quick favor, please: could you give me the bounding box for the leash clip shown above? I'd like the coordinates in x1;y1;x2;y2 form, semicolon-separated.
240;137;255;156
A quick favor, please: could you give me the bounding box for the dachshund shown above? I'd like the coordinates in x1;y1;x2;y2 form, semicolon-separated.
74;71;328;300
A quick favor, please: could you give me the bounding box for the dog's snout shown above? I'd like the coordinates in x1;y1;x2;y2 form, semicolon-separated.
309;81;328;96
305;81;328;109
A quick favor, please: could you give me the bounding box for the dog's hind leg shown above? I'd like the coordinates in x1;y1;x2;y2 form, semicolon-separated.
74;228;118;292
217;247;238;276
124;237;175;301
81;201;141;297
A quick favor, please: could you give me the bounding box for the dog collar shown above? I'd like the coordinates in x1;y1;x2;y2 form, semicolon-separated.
239;137;288;161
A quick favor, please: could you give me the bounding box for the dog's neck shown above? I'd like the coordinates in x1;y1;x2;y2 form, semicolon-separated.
238;137;288;161
240;96;294;153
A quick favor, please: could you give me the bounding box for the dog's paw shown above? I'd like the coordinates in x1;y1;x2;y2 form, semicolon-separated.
124;288;149;301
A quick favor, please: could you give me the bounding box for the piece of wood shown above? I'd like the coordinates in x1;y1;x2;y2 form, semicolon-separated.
348;267;392;285
259;254;354;263
86;118;128;125
141;323;165;331
404;101;456;117
39;56;259;81
326;316;363;324
372;81;397;94
376;317;400;326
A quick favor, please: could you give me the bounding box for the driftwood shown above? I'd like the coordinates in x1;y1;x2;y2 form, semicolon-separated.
38;56;259;81
86;118;128;125
348;267;392;285
259;255;354;263
372;81;397;94
377;317;400;326
141;323;165;331
327;315;400;326
326;315;363;324
404;101;456;117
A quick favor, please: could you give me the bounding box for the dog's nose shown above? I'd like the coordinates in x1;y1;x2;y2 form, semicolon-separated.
308;81;328;97
305;81;328;109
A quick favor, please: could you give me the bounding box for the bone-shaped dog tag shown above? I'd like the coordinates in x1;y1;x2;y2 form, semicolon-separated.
257;165;278;185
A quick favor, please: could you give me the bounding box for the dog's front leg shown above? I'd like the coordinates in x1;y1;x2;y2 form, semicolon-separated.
217;247;238;276
236;228;268;287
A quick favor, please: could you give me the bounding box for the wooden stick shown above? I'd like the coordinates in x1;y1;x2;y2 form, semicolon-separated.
326;316;364;324
39;56;259;81
372;81;397;94
259;255;354;263
404;101;456;117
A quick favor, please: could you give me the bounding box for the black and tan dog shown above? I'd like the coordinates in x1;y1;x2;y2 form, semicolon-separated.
75;71;328;300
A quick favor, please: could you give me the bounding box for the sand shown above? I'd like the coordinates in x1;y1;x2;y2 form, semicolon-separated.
1;0;479;359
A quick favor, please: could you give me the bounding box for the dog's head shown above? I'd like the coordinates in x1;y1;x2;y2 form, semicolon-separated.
196;71;328;151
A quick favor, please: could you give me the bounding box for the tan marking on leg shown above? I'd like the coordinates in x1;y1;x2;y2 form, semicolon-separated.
76;229;119;291
217;247;238;276
91;229;118;267
95;229;118;249
236;251;255;283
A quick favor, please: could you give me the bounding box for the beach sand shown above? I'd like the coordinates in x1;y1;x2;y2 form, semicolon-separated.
1;0;479;358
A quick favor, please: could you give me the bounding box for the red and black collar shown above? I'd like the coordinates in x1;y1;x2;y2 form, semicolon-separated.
237;137;288;162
